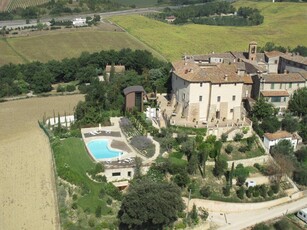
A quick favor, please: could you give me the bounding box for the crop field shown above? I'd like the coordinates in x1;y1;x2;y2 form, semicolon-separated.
0;94;84;230
0;27;166;66
4;0;49;11
111;1;307;61
113;0;160;7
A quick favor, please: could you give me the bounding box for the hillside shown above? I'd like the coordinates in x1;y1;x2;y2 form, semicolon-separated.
111;1;307;61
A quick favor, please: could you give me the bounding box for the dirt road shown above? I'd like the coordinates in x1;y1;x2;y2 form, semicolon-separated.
0;95;84;230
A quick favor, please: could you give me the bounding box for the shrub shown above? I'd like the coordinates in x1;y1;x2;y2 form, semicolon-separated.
57;85;65;92
293;170;307;185
234;133;243;142
188;180;199;193
274;219;291;230
238;145;249;153
106;197;112;205
66;84;76;92
223;185;230;197
246;186;253;198
72;194;77;201
253;187;260;197
173;172;190;188
236;187;245;199
267;189;273;197
88;217;95;227
271;183;280;194
95;205;102;217
252;223;270;230
225;144;233;154
174;221;186;229
99;188;105;199
105;183;122;201
71;202;77;209
131;136;155;157
259;185;267;198
221;133;228;142
200;186;211;198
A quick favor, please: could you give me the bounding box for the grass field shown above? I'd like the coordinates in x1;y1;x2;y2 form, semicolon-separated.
111;1;307;61
0;26;166;66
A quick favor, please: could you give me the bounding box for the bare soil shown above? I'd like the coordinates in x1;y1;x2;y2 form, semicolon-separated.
0;0;10;11
0;94;84;230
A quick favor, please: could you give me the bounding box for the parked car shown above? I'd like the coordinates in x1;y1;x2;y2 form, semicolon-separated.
297;208;307;223
246;181;256;188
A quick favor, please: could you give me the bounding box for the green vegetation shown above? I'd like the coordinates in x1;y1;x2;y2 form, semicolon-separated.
112;1;307;61
52;137;120;228
118;178;184;229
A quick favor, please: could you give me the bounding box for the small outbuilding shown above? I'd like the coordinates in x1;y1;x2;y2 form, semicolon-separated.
263;130;301;152
123;86;146;112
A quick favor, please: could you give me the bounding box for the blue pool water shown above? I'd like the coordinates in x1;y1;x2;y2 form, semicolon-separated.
87;139;122;160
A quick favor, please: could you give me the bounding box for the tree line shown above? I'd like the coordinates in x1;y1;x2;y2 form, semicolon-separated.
151;2;264;26
0;49;169;98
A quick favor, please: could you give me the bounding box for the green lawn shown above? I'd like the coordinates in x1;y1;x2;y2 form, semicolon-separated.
111;1;307;61
52;137;112;214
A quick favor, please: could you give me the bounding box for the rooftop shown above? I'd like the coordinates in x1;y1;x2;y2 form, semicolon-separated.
264;130;292;140
265;51;284;58
172;60;244;84
261;91;289;97
262;73;306;83
281;53;307;65
105;65;125;73
123;85;145;95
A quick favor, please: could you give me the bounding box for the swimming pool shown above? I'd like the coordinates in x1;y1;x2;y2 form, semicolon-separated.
87;139;122;160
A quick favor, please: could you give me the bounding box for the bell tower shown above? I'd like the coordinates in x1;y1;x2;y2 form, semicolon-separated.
248;41;257;61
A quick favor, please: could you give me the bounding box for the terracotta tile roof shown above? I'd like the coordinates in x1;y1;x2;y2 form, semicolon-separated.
188;53;235;62
262;73;305;83
281;53;307;65
105;65;125;73
261;91;289;97
242;75;253;84
264;131;292;140
299;71;307;80
265;51;284;58
172;60;244;84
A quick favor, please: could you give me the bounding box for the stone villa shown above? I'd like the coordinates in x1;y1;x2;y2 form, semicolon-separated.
170;42;307;124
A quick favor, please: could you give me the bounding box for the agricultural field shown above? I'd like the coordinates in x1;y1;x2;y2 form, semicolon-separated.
5;0;49;11
111;1;307;61
0;94;84;230
113;0;161;7
0;25;166;66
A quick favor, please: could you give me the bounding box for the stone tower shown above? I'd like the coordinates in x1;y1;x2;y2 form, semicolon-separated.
248;41;257;61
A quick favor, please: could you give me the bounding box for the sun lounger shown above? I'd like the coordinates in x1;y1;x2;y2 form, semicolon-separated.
90;131;96;135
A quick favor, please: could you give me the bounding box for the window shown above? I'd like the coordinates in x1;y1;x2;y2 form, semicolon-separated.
200;83;203;87
230;109;234;113
112;172;121;176
279;83;282;89
271;97;281;103
219;84;221;87
184;81;186;85
297;83;300;87
289;83;292;88
232;95;236;101
274;60;278;64
182;93;185;100
199;96;202;102
284;97;286;102
217;96;221;102
234;83;237;86
270;83;275;89
128;171;131;177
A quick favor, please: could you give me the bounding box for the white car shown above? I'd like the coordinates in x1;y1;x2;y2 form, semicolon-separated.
246;181;256;188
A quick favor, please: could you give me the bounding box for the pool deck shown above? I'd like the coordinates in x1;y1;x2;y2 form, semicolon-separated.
81;117;148;162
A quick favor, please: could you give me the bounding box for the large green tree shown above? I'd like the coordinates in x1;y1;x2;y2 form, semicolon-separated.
288;87;307;117
251;97;275;120
118;179;184;230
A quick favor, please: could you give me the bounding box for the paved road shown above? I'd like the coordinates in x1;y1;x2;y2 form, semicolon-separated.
0;3;211;28
207;195;307;229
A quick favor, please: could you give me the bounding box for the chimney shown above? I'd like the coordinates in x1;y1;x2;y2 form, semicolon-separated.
185;69;188;74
